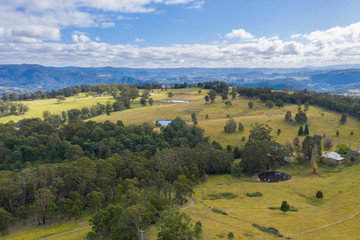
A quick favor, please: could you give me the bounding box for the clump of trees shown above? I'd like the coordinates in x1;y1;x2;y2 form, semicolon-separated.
224;120;245;133
0;101;29;117
239;123;292;174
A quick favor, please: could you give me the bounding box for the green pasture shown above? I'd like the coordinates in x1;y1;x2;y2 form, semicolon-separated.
182;163;360;240
0;93;114;123
91;88;360;150
3;217;90;240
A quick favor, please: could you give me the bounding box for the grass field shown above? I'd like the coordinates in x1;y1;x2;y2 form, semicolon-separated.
91;88;360;150
0;92;114;123
3;217;90;240
179;162;360;240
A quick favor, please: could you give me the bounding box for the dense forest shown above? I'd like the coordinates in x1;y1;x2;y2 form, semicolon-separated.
0;117;233;238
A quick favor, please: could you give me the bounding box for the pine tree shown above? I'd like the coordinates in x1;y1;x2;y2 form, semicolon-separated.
304;124;309;135
298;126;304;136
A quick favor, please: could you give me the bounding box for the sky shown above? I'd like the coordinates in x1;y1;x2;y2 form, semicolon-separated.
1;0;360;68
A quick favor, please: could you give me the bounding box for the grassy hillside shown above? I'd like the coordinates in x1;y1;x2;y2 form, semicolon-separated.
91;88;360;150
181;163;360;240
0;92;114;123
1;88;359;149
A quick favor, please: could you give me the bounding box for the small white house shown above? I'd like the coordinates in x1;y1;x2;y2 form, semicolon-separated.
322;152;345;165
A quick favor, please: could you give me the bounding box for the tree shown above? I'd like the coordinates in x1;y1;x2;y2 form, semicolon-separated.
340;113;347;124
283;87;290;93
265;100;274;109
57;95;66;103
240;139;269;174
149;98;154;106
194;221;202;239
208;90;217;103
336;144;350;154
275;99;284;108
302;136;321;160
198;89;202;95
168;92;174;98
174;175;194;205
336;130;340;137
140;97;147;106
31;188;55;225
204;95;209;103
225;100;232;108
221;91;228;101
316;191;323;199
298;126;304;136
238;122;244;132
224;120;237;133
248;101;254;109
191;113;198;125
0;208;13;236
323;136;333;149
106;102;112;116
227;232;234;240
157;209;201;240
277;129;281;136
280;201;289;214
293;137;300;147
205;114;209;120
295;110;307;124
304;102;310;111
285;111;292;122
311;144;319;173
304;124;309;135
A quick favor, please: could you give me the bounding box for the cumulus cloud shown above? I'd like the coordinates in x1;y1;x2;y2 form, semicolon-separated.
72;33;91;43
1;17;360;68
0;0;202;43
226;29;254;39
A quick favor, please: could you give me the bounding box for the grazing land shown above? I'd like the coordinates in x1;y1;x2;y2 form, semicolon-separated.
181;163;360;240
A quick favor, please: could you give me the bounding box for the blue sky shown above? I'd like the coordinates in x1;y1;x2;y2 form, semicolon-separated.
1;0;360;68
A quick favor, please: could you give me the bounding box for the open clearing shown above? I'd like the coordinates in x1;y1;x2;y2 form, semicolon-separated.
181;163;360;240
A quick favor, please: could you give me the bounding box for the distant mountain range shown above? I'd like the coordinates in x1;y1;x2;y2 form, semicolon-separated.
1;64;360;93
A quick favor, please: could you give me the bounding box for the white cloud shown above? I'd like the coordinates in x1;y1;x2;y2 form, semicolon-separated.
2;19;360;68
135;38;145;43
225;29;254;39
72;33;91;43
0;0;202;43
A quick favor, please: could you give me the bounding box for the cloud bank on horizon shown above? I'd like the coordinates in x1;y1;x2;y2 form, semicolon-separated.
1;0;360;68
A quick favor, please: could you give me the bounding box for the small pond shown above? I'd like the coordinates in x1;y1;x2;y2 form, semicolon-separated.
159;100;189;103
258;171;291;183
156;120;190;126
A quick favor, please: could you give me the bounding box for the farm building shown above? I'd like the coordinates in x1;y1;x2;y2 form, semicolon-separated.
322;152;346;165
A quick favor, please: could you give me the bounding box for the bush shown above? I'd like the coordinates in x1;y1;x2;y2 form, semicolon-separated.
212;208;228;215
245;192;263;197
252;224;283;237
207;194;221;200
316;191;323;199
220;192;238;200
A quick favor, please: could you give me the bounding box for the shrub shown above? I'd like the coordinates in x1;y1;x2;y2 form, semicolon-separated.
316;191;323;199
211;208;228;215
245;192;263;197
252;224;283;237
220;192;238;200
